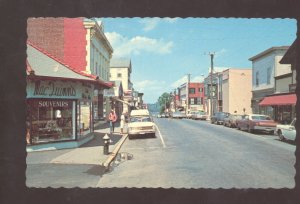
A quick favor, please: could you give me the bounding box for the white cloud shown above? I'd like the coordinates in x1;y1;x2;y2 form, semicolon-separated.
139;17;178;31
171;74;206;88
171;76;188;88
105;32;174;57
139;18;160;31
134;80;166;92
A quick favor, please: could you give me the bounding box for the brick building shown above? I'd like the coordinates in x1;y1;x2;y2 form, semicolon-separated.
27;18;113;120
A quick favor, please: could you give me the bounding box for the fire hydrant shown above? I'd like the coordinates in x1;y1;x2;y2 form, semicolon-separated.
103;134;110;155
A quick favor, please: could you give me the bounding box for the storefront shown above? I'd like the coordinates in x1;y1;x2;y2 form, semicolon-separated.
26;79;95;145
259;93;296;124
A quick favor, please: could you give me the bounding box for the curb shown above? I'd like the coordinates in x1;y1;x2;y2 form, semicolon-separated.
102;134;128;171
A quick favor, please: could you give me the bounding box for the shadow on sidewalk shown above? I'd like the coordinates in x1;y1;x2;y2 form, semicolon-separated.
80;132;123;148
94;121;120;130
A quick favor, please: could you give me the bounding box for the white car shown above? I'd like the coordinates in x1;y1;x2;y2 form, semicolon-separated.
127;109;156;139
276;118;296;141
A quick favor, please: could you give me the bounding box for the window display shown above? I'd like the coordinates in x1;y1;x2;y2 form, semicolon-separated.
77;100;92;139
28;99;74;144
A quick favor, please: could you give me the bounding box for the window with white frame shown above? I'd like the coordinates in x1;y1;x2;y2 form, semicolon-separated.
267;67;271;85
256;71;259;86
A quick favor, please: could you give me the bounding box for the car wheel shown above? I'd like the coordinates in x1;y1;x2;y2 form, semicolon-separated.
247;126;253;133
237;124;240;130
277;130;285;141
269;130;275;135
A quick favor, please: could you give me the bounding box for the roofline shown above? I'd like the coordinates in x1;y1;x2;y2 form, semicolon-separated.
249;46;289;61
27;41;111;88
83;19;114;54
27;74;112;88
27;41;100;80
280;40;296;65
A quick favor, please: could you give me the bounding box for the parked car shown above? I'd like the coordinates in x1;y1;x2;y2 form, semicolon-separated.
186;111;196;119
191;111;208;120
211;112;230;125
128;109;156;139
236;114;277;134
157;114;162;118
161;113;166;118
171;111;186;119
275;118;296;141
224;114;243;128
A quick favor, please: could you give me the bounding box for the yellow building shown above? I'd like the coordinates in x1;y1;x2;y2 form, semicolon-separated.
222;68;252;115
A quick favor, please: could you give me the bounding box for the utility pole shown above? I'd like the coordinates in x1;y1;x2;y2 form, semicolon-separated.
209;52;215;117
174;89;176;111
186;73;191;114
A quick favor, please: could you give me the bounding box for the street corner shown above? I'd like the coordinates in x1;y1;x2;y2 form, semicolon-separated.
102;134;129;170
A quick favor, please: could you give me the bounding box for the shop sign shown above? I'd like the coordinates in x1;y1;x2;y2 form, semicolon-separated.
103;88;115;97
37;100;70;108
27;80;94;100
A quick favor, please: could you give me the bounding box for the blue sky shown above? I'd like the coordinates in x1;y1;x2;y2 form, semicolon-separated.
100;18;296;104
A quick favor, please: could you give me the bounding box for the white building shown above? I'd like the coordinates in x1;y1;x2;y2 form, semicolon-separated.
109;58;133;113
249;46;290;118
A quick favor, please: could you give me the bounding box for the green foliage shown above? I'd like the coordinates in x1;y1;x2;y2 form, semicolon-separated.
157;92;172;113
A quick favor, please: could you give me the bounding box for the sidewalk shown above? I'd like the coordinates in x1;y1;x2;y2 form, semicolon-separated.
27;122;128;170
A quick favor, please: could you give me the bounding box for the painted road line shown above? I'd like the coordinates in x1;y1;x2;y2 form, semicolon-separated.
154;124;166;148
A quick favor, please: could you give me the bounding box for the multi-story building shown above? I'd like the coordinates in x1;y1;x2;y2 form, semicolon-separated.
27;17;113;120
177;82;205;113
26;42;112;149
109;58;133;113
249;46;290;119
188;82;205;112
257;42;296;123
222;68;252;115
204;72;223;117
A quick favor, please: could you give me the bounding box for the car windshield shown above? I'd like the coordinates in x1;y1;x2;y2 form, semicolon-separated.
252;115;271;120
234;115;243;119
130;117;152;123
197;112;205;115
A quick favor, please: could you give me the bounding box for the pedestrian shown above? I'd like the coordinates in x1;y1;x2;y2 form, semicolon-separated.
120;111;126;134
108;109;117;134
26;116;31;144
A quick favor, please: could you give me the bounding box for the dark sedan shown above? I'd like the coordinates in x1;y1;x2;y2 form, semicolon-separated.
211;112;230;125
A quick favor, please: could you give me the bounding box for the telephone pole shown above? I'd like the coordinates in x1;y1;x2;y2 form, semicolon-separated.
186;73;191;114
209;52;215;117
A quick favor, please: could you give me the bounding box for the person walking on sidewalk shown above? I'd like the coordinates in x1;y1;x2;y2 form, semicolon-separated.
109;109;117;134
120;112;126;134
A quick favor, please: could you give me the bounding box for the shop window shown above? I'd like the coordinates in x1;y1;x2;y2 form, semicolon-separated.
77;101;92;139
189;88;195;94
267;67;271;85
28;100;74;144
256;71;259;86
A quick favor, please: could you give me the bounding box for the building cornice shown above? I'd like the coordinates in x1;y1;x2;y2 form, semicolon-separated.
249;46;289;61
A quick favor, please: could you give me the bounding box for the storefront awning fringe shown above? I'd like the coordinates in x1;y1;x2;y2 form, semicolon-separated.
259;94;297;106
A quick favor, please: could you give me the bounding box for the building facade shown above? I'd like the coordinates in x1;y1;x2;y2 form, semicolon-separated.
27;17;113;121
258;42;296;124
204;72;223;117
188;82;205;112
109;58;133;113
249;46;290;119
222;68;252;114
26;42;111;149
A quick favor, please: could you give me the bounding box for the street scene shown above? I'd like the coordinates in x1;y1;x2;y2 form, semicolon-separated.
25;18;297;188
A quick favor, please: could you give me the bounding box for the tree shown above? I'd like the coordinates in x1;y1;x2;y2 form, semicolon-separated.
157;92;171;114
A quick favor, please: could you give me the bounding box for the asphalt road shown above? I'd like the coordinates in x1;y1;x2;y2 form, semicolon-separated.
96;118;296;188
